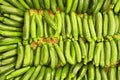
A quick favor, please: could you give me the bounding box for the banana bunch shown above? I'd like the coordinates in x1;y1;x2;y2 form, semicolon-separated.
0;0;120;80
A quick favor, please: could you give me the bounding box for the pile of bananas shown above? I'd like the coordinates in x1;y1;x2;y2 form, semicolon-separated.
0;0;120;80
